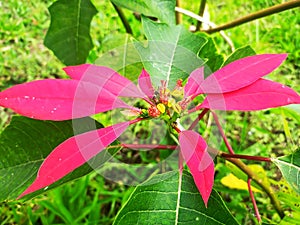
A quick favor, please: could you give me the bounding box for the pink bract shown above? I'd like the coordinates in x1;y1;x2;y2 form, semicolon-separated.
18;121;130;198
179;130;214;207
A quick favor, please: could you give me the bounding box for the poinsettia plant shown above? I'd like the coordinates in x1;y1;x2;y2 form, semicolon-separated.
1;53;300;209
1;0;300;224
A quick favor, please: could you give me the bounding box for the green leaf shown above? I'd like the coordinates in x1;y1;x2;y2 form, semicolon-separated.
111;0;176;25
114;170;239;225
197;33;224;76
272;149;300;194
222;45;256;66
135;17;207;88
277;180;300;225
95;33;143;81
284;105;300;123
286;104;300;114
270;105;300;124
44;0;98;65
0;116;111;201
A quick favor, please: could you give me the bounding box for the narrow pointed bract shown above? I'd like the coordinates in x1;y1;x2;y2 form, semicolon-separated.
184;67;204;98
0;79;130;120
138;69;155;98
63;64;145;98
195;54;287;95
179;130;214;206
199;79;300;111
18;121;130;198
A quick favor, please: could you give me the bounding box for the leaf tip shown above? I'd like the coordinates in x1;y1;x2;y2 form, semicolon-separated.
63;64;91;79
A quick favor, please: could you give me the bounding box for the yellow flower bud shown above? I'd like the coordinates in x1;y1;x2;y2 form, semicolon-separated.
157;103;166;113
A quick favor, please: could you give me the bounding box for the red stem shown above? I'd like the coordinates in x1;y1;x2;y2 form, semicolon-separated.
129;117;144;125
188;108;209;130
211;111;235;154
247;178;262;223
220;152;271;162
143;97;155;106
121;143;177;150
174;126;182;133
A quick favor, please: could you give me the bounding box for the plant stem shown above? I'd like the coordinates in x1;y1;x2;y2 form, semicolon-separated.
176;0;182;24
247;178;262;223
129;117;144;125
174;125;182;133
216;149;285;218
111;2;133;35
188;108;209;130
204;1;300;34
121;143;177;150
211;111;235;154
196;0;207;30
220;152;271;162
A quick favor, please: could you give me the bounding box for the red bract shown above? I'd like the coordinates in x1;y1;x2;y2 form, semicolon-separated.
179;130;214;207
0;79;132;120
63;64;145;98
18;121;131;198
1;54;299;206
189;54;288;95
186;54;300;112
198;78;300;111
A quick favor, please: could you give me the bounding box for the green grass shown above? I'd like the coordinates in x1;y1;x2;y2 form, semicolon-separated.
0;0;64;89
0;173;133;225
0;0;300;224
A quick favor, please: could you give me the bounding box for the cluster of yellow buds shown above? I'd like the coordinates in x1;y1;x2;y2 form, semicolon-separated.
145;79;190;118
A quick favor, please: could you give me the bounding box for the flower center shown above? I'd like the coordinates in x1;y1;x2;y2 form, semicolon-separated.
144;80;191;120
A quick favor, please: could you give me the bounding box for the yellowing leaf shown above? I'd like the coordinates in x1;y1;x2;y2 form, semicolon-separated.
225;161;271;190
221;173;262;193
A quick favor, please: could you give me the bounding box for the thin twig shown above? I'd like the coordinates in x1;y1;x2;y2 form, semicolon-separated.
196;0;207;30
248;178;262;223
175;6;212;26
175;7;235;51
111;2;133;35
204;0;300;34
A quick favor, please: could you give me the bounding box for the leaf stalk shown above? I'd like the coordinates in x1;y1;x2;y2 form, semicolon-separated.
111;2;133;34
247;178;262;223
211;111;235;154
220;152;271;162
121;143;177;150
